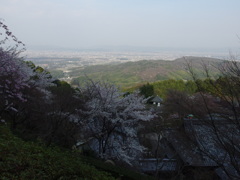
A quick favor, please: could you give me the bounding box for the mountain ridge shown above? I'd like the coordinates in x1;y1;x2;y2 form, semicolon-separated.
70;56;224;88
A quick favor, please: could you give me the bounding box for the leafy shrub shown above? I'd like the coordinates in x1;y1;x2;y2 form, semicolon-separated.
0;125;114;180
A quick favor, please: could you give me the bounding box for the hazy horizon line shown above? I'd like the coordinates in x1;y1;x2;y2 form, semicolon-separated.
26;44;239;53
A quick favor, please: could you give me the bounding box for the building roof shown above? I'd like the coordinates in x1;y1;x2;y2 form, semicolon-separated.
139;158;177;173
151;96;163;103
164;130;217;167
164;117;240;179
158;160;178;172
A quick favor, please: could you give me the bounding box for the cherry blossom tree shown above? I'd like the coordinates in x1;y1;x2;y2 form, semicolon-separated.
0;20;53;122
0;20;28;115
76;80;155;165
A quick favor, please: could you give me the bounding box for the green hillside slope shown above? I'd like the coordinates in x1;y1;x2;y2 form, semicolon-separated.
0;125;114;180
71;56;223;88
0;125;154;180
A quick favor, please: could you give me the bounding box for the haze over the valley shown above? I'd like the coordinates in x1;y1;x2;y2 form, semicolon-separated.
1;0;240;52
2;0;240;83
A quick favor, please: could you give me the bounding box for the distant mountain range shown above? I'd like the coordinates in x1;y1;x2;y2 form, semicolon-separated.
70;56;225;88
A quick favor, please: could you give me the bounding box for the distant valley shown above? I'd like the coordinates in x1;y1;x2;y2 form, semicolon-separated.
25;49;228;88
24;48;229;88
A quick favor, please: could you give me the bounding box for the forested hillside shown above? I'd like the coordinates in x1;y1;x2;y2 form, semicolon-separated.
0;21;155;179
71;57;223;88
2;19;240;179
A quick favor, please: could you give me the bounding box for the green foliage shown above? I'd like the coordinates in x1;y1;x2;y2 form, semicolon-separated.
138;79;199;99
139;78;232;100
70;57;222;89
0;125;154;180
25;61;36;69
26;61;50;74
51;79;73;91
151;79;195;98
139;83;154;98
80;156;155;180
194;76;240;98
0;125;114;180
185;80;198;94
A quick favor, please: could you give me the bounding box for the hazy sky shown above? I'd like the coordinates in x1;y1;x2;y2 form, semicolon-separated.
1;0;240;50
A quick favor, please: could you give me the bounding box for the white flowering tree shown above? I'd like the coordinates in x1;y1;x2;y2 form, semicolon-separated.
0;20;53;123
77;80;155;165
0;20;27;114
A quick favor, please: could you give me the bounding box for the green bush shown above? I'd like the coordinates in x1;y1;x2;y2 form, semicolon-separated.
0;125;114;180
80;156;155;180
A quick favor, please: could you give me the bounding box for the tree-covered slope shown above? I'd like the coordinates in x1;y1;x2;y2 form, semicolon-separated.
71;56;223;88
0;124;114;180
0;124;154;180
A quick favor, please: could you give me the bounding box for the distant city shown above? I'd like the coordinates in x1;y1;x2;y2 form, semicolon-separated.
23;47;231;83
